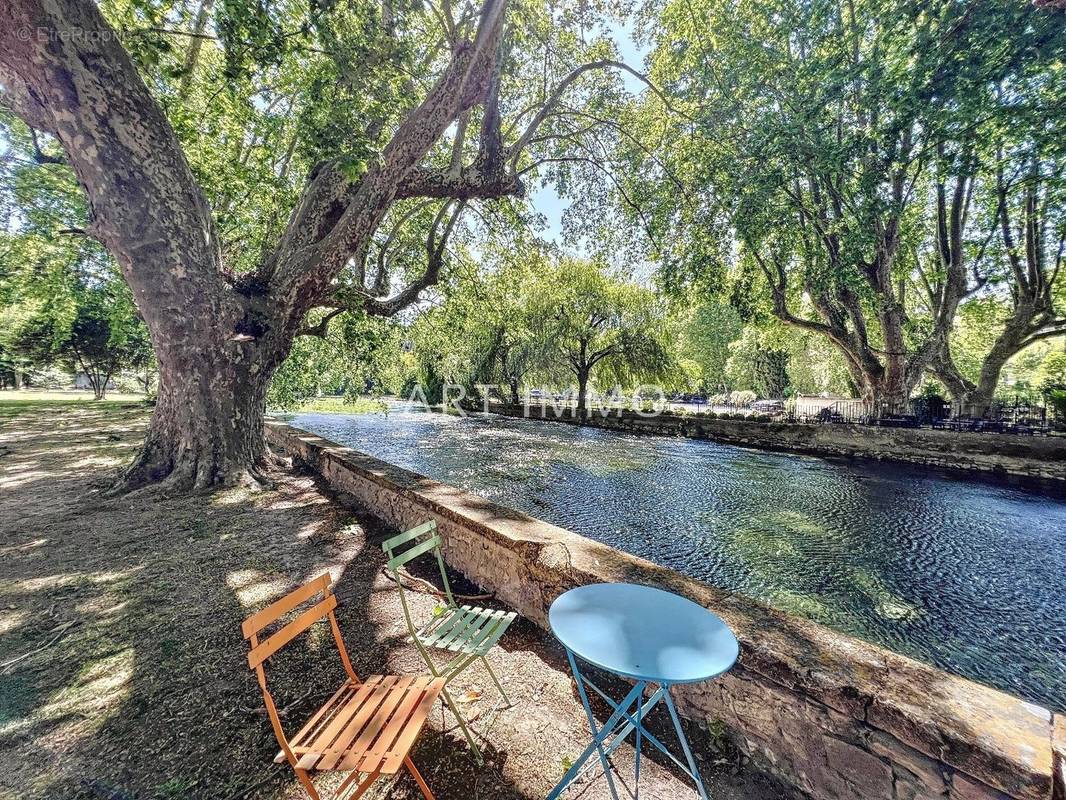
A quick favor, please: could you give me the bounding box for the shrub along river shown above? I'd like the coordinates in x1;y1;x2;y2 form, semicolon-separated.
287;405;1066;711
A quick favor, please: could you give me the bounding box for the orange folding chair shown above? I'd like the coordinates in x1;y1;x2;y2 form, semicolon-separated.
241;573;445;800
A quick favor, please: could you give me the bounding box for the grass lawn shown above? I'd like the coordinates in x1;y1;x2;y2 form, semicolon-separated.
0;402;783;800
273;396;391;415
0;390;150;421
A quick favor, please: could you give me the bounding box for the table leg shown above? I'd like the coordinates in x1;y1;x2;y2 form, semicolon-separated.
547;650;645;800
568;648;622;800
597;685;667;761
634;686;642;800
663;686;710;800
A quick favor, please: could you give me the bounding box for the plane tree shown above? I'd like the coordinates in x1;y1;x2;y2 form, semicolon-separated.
0;0;651;489
623;0;1066;411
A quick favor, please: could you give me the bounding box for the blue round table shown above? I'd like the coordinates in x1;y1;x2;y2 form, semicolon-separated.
547;583;739;800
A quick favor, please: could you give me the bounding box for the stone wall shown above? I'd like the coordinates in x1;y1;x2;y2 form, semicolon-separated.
484;402;1066;483
266;421;1065;800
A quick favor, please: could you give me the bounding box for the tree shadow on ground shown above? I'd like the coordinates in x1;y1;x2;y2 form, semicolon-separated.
0;406;543;800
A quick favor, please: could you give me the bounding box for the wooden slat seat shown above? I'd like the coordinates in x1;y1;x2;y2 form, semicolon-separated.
241;574;443;800
274;676;444;775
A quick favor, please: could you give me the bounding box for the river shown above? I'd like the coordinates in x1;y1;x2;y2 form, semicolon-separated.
287;405;1066;711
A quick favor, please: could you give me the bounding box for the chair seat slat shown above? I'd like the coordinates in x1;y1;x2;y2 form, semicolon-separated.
434;606;490;649
446;609;516;653
283;681;358;753
417;605;479;647
353;677;435;774
331;676;414;771
380;679;445;774
315;676;398;770
440;609;496;651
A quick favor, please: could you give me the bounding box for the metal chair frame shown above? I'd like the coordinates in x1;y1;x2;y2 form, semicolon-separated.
382;520;516;764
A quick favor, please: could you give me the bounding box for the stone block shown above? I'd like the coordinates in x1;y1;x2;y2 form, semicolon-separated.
1053;714;1065;800
868;730;948;792
822;734;894;798
950;773;1012;800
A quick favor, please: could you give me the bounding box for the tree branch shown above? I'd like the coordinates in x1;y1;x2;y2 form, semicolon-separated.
364;200;465;316
509;60;688;169
296;307;347;338
269;0;510;306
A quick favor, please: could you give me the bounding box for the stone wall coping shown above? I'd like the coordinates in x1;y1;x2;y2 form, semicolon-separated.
267;420;1057;800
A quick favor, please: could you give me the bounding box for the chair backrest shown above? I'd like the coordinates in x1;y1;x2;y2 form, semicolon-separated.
241;573;353;676
382;520;456;610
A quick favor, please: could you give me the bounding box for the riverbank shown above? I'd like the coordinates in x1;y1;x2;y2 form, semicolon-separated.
483;401;1066;483
0;402;781;800
269;420;1066;800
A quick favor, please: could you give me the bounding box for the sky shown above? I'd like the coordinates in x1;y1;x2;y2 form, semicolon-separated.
529;17;652;247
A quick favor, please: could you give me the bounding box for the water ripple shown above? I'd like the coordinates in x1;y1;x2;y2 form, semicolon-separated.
288;408;1066;711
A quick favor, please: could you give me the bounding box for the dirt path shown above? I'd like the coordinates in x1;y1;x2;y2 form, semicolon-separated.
0;403;786;800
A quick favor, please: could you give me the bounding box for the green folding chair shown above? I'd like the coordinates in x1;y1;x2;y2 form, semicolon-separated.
382;520;517;763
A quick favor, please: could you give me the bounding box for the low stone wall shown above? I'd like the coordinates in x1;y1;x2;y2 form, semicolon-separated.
484;402;1066;483
267;421;1064;800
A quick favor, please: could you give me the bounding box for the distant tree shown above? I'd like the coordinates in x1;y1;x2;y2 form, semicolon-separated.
671;300;742;394
541;260;671;419
268;311;404;409
724;328;790;399
9;287;151;399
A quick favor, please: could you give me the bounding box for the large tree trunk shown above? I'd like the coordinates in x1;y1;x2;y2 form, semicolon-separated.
934;307;1043;418
124;352;272;490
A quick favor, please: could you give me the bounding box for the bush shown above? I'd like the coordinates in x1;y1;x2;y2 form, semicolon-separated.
728;390;757;407
26;366;70;389
1046;388;1066;428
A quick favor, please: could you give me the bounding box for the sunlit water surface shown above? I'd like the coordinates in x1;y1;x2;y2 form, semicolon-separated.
287;406;1066;710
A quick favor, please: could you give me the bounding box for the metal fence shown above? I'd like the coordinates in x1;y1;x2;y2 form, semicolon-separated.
673;395;1060;435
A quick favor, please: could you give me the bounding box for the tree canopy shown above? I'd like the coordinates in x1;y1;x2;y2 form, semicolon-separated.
0;0;1064;457
622;0;1066;412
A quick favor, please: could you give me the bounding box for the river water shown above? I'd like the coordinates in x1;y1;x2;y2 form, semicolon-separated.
287;406;1066;710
